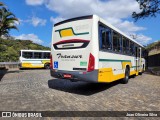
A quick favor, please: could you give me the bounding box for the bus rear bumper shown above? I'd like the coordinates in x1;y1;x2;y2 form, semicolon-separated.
50;69;98;82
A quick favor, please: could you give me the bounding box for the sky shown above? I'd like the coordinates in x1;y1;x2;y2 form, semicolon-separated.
2;0;160;47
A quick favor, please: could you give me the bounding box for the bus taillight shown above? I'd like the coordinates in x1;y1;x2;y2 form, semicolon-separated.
87;53;95;72
50;54;53;69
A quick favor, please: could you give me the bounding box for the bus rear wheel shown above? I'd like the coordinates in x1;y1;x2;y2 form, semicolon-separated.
44;63;50;69
121;67;130;84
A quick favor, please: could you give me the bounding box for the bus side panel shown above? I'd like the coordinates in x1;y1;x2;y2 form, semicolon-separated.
98;52;137;83
20;59;50;68
98;68;125;83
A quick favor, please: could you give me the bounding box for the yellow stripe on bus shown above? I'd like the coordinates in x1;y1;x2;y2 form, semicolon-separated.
60;29;74;37
42;60;50;64
98;68;137;83
98;68;124;83
122;62;132;69
22;63;44;68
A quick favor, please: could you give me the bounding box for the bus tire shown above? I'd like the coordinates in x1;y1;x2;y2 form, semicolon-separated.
121;67;130;84
19;68;23;70
44;63;50;69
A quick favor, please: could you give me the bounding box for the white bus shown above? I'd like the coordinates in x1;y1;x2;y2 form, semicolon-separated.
19;50;50;69
50;15;146;83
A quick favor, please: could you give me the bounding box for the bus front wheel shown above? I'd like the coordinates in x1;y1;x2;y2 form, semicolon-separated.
121;67;130;84
44;63;50;69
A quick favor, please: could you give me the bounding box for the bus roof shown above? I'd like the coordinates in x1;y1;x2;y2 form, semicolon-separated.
54;15;93;27
54;14;144;48
20;50;50;52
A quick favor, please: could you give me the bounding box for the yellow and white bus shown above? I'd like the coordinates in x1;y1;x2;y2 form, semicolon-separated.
50;15;146;83
19;50;50;69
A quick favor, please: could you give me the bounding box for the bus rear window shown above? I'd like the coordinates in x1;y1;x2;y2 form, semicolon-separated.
53;39;90;50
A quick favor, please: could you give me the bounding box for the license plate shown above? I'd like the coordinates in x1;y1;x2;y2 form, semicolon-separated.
63;74;72;78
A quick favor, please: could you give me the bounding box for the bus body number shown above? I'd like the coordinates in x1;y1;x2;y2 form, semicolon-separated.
54;61;58;69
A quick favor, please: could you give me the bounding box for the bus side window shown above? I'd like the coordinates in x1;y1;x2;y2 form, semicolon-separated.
22;52;33;59
126;39;130;54
99;25;112;51
130;41;135;56
47;52;50;59
102;30;106;49
123;37;129;54
113;31;121;52
99;25;106;50
34;52;42;59
122;37;126;54
43;52;50;59
106;28;112;50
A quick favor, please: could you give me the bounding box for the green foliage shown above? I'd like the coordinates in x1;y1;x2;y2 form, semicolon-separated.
145;40;160;55
146;40;160;51
0;38;50;62
133;0;160;21
0;2;19;37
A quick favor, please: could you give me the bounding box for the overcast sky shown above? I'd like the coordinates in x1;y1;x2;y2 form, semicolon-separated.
2;0;160;46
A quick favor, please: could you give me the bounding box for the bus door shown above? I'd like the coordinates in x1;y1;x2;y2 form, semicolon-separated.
139;47;142;71
135;47;141;73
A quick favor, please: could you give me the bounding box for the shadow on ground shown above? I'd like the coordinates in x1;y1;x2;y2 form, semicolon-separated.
0;67;24;81
0;68;8;81
146;67;160;76
20;68;49;70
48;79;121;96
6;70;23;74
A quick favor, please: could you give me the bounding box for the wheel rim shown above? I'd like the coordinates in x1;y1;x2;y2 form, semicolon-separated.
126;74;129;79
45;64;50;69
47;66;49;69
125;70;129;80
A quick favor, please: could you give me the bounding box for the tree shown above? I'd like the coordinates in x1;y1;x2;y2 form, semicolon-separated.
0;2;19;37
132;0;160;21
0;2;5;6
